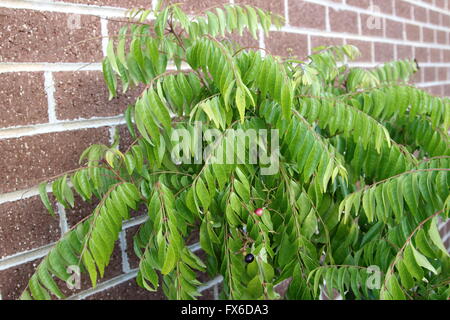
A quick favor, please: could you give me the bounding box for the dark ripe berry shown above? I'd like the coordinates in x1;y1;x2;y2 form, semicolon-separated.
254;208;264;216
245;253;255;263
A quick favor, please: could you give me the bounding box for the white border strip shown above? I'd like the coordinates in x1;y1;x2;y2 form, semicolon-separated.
44;71;57;123
0;243;54;271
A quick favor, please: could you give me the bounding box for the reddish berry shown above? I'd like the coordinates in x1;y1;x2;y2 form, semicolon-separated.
254;208;264;216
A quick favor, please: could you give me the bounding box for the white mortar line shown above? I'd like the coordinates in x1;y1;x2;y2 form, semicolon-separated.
284;0;289;26
67;269;139;300
57;203;69;235
438;220;449;230
44;71;57;123
416;80;450;87
108;126;117;146
118;230;131;273
258;28;266;57
0;184;47;205
123;215;148;229
347;62;450;68
213;284;219;300
2;58;450;75
0;62;103;73
100;17;109;57
0;115;125;140
0;0;129;17
197;276;224;292
0;243;54;271
443;232;450;243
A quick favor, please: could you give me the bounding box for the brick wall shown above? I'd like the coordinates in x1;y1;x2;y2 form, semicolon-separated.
0;0;449;300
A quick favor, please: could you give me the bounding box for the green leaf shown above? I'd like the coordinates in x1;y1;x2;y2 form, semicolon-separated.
161;244;177;275
195;178;211;210
428;218;449;256
411;245;438;275
235;86;246;123
39;182;55;217
102;58;117;99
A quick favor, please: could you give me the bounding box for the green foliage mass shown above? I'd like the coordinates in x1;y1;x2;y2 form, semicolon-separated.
22;3;449;300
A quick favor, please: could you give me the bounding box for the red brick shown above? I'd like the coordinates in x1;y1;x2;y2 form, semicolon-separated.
405;24;421;41
395;1;413;19
397;45;414;60
310;36;344;50
444;50;450;62
430;48;442;62
65;195;99;228
0;72;48;128
86;278;167;300
374;42;394;62
371;0;394;14
437;68;448;81
288;1;326;30
413;5;428;23
346;0;370;9
427;85;443;96
422;27;436;43
415;46;430;63
227;30;260;49
0;258;42;300
435;1;447;9
54;71;142;120
265;32;308;59
172;0;227;14
0;8;102;63
329;9;359;34
429;10;440;25
411;67;424;83
436;30;447;44
444;14;450;28
424;67;436;82
0;128;110;194
386;19;404;39
444;85;450;96
0;196;60;258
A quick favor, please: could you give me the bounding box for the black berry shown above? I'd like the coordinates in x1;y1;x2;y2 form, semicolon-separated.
244;253;254;263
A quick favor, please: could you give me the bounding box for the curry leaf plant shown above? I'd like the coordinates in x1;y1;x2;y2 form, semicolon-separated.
22;2;449;300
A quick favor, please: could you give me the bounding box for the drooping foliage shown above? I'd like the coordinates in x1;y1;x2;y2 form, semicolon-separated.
22;2;449;300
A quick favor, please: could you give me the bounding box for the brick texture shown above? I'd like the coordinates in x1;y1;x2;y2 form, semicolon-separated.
0;72;48;128
0;196;60;258
54;71;141;120
0;128;110;193
0;8;102;63
0;0;449;301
